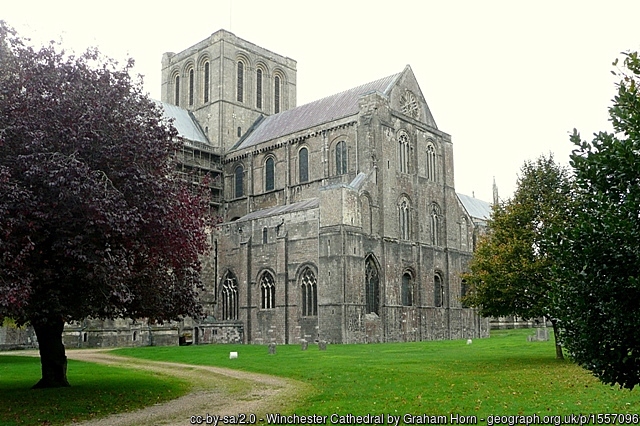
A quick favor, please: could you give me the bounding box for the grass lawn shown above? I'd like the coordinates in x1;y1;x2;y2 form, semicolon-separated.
0;354;191;426
114;329;639;419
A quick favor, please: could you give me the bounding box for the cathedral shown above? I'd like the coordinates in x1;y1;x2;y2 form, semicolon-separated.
0;29;492;350
158;29;490;345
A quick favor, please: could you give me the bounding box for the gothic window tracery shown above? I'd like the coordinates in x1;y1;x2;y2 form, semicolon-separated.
221;272;239;320
398;132;410;173
426;143;436;181
365;256;380;315
399;198;410;240
301;267;317;316
260;272;276;310
430;203;441;246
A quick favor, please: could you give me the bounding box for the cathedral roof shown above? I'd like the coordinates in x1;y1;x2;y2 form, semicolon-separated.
156;100;209;144
235;198;319;222
232;73;401;151
457;193;492;223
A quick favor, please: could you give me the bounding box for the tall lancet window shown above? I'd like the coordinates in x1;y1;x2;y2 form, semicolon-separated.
237;61;244;103
256;69;263;109
203;61;210;103
274;75;281;113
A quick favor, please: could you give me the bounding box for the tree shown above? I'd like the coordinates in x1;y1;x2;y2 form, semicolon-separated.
0;23;210;388
552;51;640;389
462;155;570;359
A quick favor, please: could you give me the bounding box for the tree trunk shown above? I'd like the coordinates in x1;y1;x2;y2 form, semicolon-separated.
32;317;70;388
551;318;564;360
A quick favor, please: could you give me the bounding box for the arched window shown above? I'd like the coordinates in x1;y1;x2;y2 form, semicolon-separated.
188;68;194;106
461;279;469;308
236;61;244;103
174;75;180;106
398;132;410;173
299;147;309;183
260;272;276;310
274;75;281;113
402;273;413;306
426;143;436;181
300;267;317;316
265;157;275;191
222;272;239;320
365;256;380;315
234;165;244;198
335;141;347;175
434;273;444;307
262;227;268;244
399;198;410;240
430;203;441;246
203;61;210;103
256;68;263;109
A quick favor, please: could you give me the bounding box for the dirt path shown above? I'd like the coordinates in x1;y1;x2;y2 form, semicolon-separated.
7;349;307;426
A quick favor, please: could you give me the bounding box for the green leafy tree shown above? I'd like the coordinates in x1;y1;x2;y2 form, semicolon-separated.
552;52;640;389
0;23;210;388
462;155;570;359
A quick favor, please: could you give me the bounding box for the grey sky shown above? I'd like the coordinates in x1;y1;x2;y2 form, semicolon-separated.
5;0;640;202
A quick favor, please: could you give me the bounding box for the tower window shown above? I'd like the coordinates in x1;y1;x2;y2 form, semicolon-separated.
203;61;210;103
365;256;380;315
402;273;413;306
188;68;194;106
174;75;180;106
237;61;244;103
256;69;263;109
274;75;281;113
398;132;410;173
434;273;444;307
426;143;436;181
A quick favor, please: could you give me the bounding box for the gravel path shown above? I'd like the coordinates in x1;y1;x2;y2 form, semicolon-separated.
5;349;306;426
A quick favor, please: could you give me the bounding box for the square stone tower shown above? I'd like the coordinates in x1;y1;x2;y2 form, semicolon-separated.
161;29;297;152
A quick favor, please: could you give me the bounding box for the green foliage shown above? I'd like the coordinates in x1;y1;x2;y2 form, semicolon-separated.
462;155;570;321
0;355;190;426
115;329;640;418
553;51;640;390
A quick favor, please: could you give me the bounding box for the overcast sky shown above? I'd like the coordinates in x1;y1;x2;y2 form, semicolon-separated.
5;1;640;202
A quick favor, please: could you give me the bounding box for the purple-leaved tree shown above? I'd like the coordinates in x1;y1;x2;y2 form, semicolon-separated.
0;22;210;388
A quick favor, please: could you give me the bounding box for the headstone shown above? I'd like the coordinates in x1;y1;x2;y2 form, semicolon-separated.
229;351;238;359
527;328;549;342
268;342;277;355
318;340;327;351
301;339;308;351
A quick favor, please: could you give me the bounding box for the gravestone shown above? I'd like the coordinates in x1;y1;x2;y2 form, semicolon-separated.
268;342;277;355
527;328;549;342
318;340;327;351
301;339;308;351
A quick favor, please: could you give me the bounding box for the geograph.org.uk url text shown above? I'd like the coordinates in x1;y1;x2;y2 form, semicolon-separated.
189;413;640;425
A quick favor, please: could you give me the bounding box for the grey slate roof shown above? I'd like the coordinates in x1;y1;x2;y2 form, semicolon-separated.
156;100;209;144
457;193;492;222
235;198;319;223
232;73;401;151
